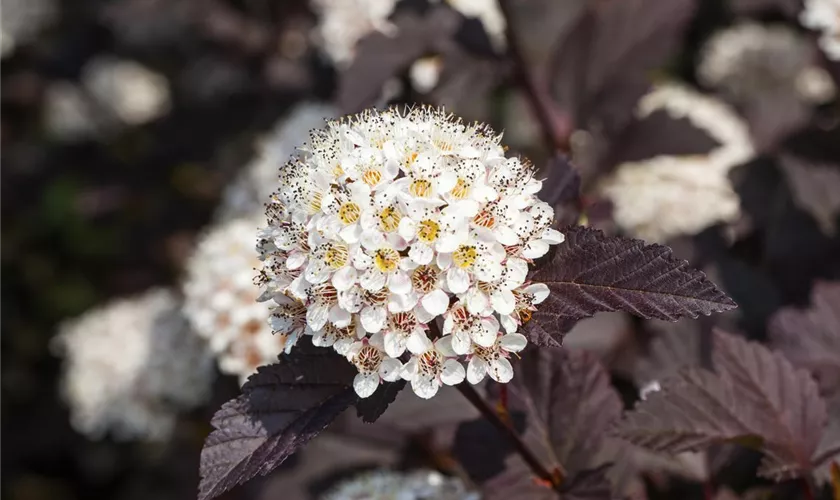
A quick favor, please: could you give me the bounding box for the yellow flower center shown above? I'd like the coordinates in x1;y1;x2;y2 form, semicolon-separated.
409;179;432;198
451;177;470;199
362;168;382;186
333;164;344;177
453;245;477;268
404;152;418;169
379;206;402;232
324;244;349;269
417;219;440;243
338;202;361;224
374;247;400;272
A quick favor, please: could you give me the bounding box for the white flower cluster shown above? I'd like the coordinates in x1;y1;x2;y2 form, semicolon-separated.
321;469;479;500
698;22;835;105
257;106;563;399
312;0;398;66
599;83;756;243
183;215;284;384
800;0;840;61
52;289;214;441
0;0;56;57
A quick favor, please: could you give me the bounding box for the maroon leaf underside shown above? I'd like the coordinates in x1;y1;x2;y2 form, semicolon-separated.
481;348;622;499
525;226;737;348
615;330;828;481
198;340;406;500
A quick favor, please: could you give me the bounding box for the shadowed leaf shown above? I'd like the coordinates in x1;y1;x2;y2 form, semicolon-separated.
524;226;736;347
550;0;696;137
337;5;461;113
770;281;840;399
778;155;840;236
355;380;407;423
198;340;357;500
615;330;828;481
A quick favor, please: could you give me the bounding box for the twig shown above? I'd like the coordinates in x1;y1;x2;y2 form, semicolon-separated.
498;0;573;154
455;383;565;489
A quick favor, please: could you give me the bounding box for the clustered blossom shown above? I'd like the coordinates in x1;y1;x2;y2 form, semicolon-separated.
52;289;214;441
257;106;563;399
183;215;283;384
599;83;756;243
800;0;840;61
698;22;835;105
321;468;479;500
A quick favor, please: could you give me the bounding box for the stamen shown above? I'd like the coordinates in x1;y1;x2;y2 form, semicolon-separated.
453;245;477;268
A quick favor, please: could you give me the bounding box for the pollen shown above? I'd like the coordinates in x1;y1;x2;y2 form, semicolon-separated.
418;349;443;375
324;244;349;269
404;151;419;169
333;164;344;177
338;202;361;224
362;168;382;186
453;245;477;268
409;179;432;198
451;178;470;199
417;219;440;243
374;247;400;272
379;206;402;232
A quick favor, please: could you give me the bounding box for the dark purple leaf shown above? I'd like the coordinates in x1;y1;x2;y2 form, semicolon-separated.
730;0;802;17
550;0;696;137
198;341;357;500
615;330;828;481
634;319;705;389
539;153;581;207
778;155;840;236
525;226;737;347
337;5;461;114
355;380;406;423
769;281;840;398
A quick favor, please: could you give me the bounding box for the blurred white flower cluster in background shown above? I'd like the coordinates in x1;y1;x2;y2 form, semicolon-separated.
0;0;56;57
257;106;563;399
599;83;756;243
52;288;214;441
321;469;479;500
698;22;835;105
800;0;840;61
43;57;170;141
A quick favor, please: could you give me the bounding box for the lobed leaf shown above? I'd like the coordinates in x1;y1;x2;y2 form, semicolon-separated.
198;341;357;500
525;226;737;347
615;330;828;481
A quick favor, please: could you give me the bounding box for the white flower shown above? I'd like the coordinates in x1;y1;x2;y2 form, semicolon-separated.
258;106;565;397
346;332;403;398
501;283;550;334
184;215;288;384
443;302;501;354
800;0;840;61
401;336;466;399
321;468;479;500
466;333;528;384
52;289;213;441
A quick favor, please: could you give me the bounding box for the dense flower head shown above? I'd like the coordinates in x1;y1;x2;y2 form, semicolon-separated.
52;288;213;441
183;215;283;384
257;106;563;399
321;468;479;500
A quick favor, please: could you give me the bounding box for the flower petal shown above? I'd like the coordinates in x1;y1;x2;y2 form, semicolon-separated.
421;289;449;316
406;330;433;354
467;356;488;385
353;372;380;398
332;266;357;291
525;283;550;304
388;271;411;294
360;305;386;333
411;375;440;399
379;358;403;382
446;268;470;294
441;359;466;385
488;357;514;383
